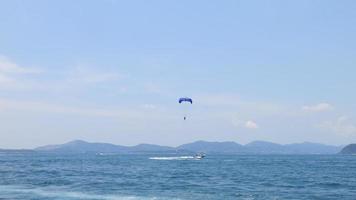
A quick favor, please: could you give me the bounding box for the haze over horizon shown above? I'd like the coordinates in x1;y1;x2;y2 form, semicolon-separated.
1;0;356;148
33;139;346;149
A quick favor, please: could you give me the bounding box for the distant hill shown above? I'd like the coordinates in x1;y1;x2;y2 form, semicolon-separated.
339;144;356;154
177;141;244;153
35;140;176;153
179;141;342;154
34;140;344;154
284;142;342;154
130;144;175;152
35;140;128;153
245;141;284;154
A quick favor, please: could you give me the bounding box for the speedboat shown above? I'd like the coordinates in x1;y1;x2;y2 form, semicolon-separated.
194;153;206;159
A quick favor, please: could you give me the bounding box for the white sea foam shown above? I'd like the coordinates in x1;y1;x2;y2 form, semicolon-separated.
149;156;197;160
96;152;118;156
0;185;176;200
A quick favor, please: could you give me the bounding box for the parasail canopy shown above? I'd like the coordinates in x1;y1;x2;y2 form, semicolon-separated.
179;97;193;104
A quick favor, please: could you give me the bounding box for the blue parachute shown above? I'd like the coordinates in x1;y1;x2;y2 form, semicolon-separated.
179;97;192;120
179;97;193;104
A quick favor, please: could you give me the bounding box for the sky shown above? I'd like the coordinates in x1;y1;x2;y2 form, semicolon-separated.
1;0;356;148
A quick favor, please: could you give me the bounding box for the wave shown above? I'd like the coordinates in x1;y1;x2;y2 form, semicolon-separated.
96;152;119;156
0;185;176;200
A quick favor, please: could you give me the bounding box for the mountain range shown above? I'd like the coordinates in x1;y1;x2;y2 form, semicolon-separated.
32;140;344;154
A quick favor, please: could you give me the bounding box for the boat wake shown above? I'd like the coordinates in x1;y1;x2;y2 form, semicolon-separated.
149;156;198;160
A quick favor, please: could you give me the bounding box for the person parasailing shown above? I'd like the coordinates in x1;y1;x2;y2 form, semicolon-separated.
178;97;193;120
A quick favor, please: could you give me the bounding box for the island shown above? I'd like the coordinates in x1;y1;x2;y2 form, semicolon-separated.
339;144;356;154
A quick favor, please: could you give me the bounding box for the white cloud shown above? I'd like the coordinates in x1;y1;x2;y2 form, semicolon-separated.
0;56;42;90
302;103;333;112
232;118;258;129
0;56;41;74
318;116;356;136
0;56;127;93
245;120;259;129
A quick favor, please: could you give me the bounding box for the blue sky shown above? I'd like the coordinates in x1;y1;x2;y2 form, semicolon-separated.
1;0;356;148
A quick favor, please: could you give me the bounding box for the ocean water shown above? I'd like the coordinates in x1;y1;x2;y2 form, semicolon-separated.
0;153;355;200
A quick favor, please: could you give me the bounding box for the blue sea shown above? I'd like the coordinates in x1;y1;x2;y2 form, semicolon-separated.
0;153;355;200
